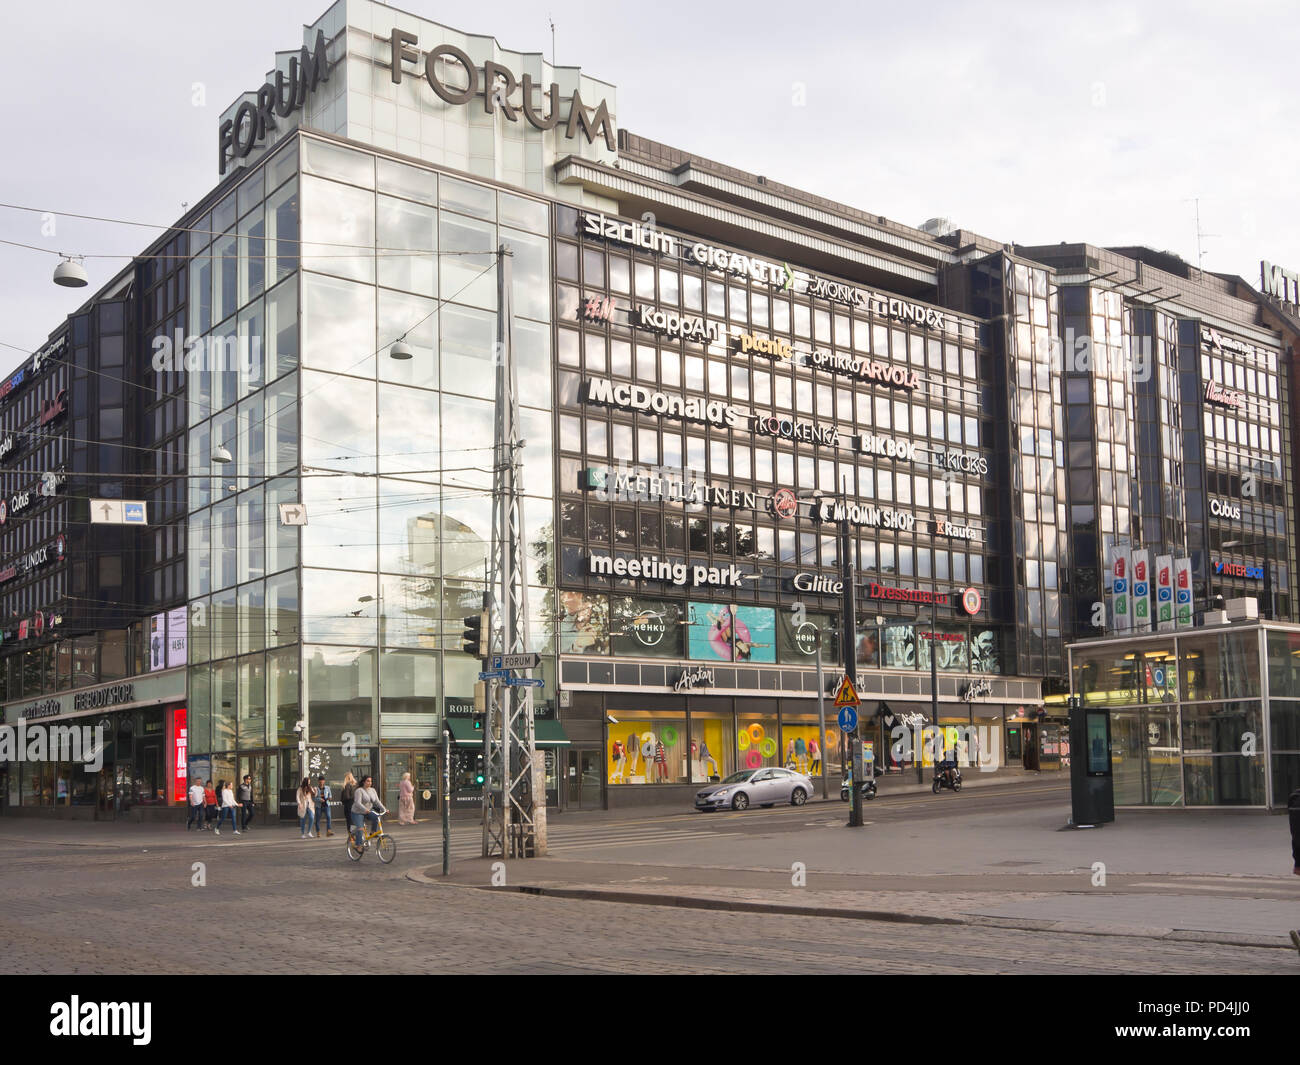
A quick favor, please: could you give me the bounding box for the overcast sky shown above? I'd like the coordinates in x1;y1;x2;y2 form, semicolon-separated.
2;0;1296;373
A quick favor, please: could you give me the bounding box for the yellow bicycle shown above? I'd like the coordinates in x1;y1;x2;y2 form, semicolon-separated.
346;815;396;864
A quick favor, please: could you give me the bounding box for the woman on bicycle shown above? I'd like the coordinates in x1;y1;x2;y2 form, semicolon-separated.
351;775;387;848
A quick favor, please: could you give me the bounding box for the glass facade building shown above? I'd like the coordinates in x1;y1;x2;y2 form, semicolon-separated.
1;0;1296;816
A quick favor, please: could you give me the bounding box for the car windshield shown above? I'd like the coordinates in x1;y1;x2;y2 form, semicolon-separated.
720;771;755;785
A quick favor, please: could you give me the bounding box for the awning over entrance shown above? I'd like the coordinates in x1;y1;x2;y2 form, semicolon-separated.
444;718;570;747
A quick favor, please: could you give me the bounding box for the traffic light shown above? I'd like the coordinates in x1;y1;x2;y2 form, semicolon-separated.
461;592;492;658
461;613;483;657
474;754;485;786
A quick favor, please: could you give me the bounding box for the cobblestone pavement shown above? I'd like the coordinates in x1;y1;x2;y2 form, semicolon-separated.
0;832;1289;974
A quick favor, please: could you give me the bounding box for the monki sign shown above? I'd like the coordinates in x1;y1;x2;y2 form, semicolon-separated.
388;31;615;150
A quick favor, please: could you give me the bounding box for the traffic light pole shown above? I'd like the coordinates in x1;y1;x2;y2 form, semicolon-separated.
839;495;863;829
482;244;545;860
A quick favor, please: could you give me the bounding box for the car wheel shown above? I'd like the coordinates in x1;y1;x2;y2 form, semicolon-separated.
932;779;940;793
731;792;749;811
791;787;807;807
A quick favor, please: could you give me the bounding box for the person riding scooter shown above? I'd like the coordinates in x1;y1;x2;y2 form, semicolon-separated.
932;757;962;792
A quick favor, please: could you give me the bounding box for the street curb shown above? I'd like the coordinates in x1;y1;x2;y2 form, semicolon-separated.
408;870;1295;950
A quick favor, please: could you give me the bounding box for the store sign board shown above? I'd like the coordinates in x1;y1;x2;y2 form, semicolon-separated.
171;707;188;803
219;30;331;174
1132;549;1151;627
1262;260;1300;305
933;518;979;541
581;213;677;256
1200;326;1258;360
812;498;916;532
583;377;746;429
4;669;187;725
1209;498;1241;519
1110;545;1131;632
1214;560;1263;580
673;665;715;693
791;572;843;595
1204;380;1245;410
932;447;989;477
865;582;950;606
854;433;918;461
588;552;749;588
391;35;615;149
801;274;946;329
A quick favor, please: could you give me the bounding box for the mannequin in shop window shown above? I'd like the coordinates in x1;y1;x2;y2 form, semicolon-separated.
654;735;669;782
610;739;626;784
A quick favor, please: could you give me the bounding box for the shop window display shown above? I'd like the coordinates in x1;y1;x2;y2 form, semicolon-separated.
607;712;687;784
779;721;825;777
689;712;733;784
736;716;779;771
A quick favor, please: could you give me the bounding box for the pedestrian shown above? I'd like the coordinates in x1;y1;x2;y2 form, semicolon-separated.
186;777;206;831
397;771;416;825
215;780;241;836
1290;787;1300;955
314;775;335;837
340;772;358;840
204;779;218;829
237;774;254;830
296;777;316;838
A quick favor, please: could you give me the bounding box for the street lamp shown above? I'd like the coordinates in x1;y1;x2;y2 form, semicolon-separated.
1222;538;1273;620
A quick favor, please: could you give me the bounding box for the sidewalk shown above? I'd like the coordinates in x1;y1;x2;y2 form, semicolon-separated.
420;801;1300;951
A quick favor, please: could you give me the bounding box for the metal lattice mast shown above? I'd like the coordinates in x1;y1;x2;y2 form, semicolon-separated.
482;244;543;858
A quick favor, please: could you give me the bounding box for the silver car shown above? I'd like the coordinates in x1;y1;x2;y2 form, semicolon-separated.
694;767;815;811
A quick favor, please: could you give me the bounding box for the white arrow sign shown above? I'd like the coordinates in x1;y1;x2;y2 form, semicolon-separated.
278;503;308;526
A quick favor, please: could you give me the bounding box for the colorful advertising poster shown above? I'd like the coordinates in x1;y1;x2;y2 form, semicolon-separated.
557;591;610;654
170;707;188;802
1155;554;1175;632
149;612;166;671
777;609;835;664
687;603;776;663
1131;549;1151;631
1174;557;1194;628
166;606;188;669
610;596;683;659
1109;544;1131;632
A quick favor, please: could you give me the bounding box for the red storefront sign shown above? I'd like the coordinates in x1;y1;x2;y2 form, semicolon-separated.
171;707;188;803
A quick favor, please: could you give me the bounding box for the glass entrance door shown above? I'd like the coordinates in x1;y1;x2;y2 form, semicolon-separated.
566;749;602;809
383;750;410;818
412;752;438;815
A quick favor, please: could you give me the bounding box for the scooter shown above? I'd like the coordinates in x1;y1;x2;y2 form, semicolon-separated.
840;767;878;801
932;759;962;793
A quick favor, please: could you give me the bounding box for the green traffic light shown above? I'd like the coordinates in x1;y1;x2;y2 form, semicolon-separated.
475;774;485;784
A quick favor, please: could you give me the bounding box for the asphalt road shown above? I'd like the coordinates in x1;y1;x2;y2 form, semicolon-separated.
0;781;1292;974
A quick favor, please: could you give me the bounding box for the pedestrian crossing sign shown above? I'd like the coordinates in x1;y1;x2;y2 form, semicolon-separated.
833;675;860;709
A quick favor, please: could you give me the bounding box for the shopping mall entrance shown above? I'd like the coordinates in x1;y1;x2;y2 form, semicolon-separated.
381;748;439;819
565;747;602;809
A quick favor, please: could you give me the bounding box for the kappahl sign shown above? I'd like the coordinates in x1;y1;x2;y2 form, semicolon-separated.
389;33;615;150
